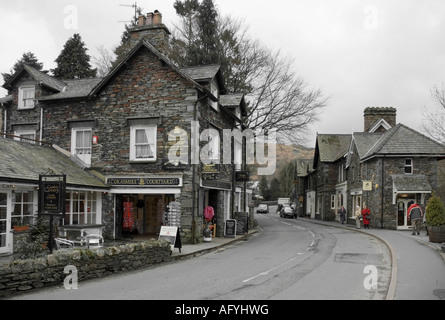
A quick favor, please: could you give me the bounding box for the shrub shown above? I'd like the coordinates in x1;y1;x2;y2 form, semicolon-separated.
425;194;445;227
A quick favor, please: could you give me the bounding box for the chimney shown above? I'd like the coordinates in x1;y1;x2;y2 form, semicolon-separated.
364;107;397;132
130;9;171;55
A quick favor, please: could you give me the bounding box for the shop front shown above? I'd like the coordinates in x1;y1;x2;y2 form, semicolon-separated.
107;176;183;238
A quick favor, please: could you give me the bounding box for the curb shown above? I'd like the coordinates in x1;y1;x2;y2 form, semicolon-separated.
171;227;262;261
300;219;397;300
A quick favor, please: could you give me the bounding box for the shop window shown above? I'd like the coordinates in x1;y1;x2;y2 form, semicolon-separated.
11;190;35;227
64;191;98;225
130;125;157;162
18;86;35;109
71;128;92;166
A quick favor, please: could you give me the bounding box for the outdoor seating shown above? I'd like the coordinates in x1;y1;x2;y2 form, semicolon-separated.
84;234;104;249
54;238;75;250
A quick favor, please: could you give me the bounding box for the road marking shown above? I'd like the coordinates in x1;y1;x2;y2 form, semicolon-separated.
242;257;298;283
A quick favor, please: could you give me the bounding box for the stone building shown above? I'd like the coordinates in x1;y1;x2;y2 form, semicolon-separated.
297;107;445;230
0;10;249;253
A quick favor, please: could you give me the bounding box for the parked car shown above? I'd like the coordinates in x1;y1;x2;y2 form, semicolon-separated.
280;204;297;219
257;204;269;214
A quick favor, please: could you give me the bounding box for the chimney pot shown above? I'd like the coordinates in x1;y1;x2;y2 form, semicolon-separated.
146;12;154;25
138;14;146;27
153;10;162;25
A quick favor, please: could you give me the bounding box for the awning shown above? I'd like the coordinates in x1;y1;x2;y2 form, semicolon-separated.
392;175;432;204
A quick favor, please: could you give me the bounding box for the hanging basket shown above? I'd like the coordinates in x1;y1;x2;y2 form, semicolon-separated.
427;226;445;243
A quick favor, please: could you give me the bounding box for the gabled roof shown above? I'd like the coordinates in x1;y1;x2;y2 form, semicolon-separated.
0;137;107;189
89;39;205;97
219;93;248;117
37;78;102;101
3;64;66;92
181;64;226;94
315;134;352;163
361;124;445;160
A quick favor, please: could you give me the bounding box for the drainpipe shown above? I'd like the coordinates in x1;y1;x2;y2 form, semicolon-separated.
40;107;44;145
381;156;385;229
191;94;207;244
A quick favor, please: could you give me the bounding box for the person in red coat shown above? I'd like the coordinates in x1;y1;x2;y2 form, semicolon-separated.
362;205;371;229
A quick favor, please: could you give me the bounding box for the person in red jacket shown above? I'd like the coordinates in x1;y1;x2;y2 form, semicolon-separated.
362;205;371;229
408;203;423;235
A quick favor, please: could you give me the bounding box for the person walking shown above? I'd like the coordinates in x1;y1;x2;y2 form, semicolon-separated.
408;202;423;235
362;205;371;229
355;205;361;229
339;206;347;224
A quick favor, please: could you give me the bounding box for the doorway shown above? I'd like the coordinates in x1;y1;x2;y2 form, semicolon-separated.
397;199;415;229
0;191;11;254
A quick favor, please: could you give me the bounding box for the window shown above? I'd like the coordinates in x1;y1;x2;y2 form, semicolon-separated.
11;191;35;226
331;195;336;209
405;159;413;174
18;86;35;109
130;125;157;162
64;191;99;225
210;83;219;111
71;128;92;166
234;138;242;170
338;163;345;182
14;130;36;144
208;127;220;163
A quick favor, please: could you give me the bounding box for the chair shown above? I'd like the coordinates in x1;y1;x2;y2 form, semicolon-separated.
54;238;75;250
84;234;104;248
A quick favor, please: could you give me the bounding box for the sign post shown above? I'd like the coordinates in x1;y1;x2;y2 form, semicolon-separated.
39;174;66;253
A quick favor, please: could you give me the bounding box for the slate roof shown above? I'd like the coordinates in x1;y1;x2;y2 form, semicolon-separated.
0;137;107;189
361;124;445;160
392;174;432;192
3;64;66;92
316;134;352;162
37;78;103;101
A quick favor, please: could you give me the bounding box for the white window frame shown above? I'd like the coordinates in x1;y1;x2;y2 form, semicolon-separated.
234;137;242;170
405;158;413;174
18;86;35;110
14;129;36;144
130;125;157;162
210;82;219;111
71;128;92;166
63;191;101;225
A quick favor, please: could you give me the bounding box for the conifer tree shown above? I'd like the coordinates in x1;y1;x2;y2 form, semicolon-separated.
2;52;44;83
53;33;97;79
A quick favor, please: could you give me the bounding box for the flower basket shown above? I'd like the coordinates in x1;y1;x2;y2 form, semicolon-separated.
13;225;30;232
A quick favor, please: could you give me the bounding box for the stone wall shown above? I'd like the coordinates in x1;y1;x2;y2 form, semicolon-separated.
0;240;171;297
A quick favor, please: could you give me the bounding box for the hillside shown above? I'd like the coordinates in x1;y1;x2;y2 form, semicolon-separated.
250;144;314;181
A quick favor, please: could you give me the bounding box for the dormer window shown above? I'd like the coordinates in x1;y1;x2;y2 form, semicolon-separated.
18;86;35;109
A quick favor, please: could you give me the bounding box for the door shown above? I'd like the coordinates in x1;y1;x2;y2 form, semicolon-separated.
0;191;11;254
397;199;415;229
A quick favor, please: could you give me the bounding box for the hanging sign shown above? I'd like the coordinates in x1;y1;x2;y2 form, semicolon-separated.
39;174;66;216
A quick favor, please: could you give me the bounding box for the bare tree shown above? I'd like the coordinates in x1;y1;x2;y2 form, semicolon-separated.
423;83;445;144
171;7;327;145
92;45;115;78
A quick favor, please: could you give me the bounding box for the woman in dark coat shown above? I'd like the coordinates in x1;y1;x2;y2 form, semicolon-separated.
362;205;371;229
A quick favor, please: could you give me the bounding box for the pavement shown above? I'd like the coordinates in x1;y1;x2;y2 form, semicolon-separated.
2;217;445;300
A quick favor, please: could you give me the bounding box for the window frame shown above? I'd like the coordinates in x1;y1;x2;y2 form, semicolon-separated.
404;158;413;175
18;86;36;110
14;129;36;144
71;128;93;166
130;125;157;162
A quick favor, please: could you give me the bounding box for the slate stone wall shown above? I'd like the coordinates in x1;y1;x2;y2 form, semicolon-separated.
0;240;171;297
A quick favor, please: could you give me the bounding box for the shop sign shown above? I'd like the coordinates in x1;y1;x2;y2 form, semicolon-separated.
225;219;237;238
39;174;66;216
107;177;181;187
235;171;250;182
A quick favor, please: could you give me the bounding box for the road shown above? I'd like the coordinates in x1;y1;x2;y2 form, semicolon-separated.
8;206;392;300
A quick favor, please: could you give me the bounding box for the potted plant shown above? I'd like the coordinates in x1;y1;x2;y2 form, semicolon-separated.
425;194;445;243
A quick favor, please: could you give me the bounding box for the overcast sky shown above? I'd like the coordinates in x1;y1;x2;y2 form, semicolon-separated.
1;0;444;148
